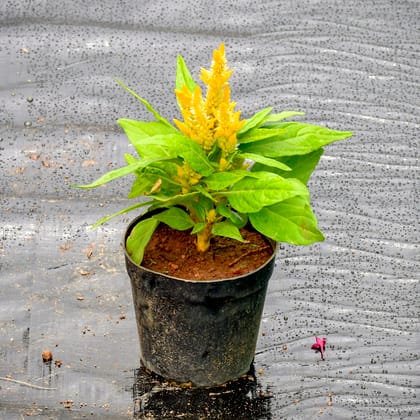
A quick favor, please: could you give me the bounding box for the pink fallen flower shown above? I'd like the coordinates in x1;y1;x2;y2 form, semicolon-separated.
311;337;327;360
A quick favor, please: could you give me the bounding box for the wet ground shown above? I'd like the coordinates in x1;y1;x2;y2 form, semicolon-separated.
0;1;419;418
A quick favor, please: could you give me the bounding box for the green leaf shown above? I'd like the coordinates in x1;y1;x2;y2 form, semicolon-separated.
249;196;325;245
149;191;199;209
185;195;214;222
175;135;215;176
91;202;151;228
72;161;144;189
239;109;305;140
124;153;138;165
238;107;273;135
113;127;215;177
128;176;156;199
204;170;251;191
118;120;177;159
237;152;292;171
152;207;194;230
126;217;159;264
191;222;206;234
194;184;216;201
176;55;196;93
263;111;305;123
237;127;286;144
222;172;309;213
177;196;212;223
239;122;352;157
216;203;248;228
115;78;173;128
212;221;244;242
118;120;178;159
119;119;177;137
251;148;324;184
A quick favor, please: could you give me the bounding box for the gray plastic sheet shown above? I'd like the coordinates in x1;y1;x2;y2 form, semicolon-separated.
1;1;419;418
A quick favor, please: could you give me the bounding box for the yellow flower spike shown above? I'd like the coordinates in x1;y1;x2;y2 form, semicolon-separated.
206;209;217;223
174;43;244;156
173;162;202;194
175;84;193;109
202;45;233;118
173;119;192;138
219;157;228;170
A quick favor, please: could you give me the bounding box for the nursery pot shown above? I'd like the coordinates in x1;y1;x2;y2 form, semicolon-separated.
123;213;276;387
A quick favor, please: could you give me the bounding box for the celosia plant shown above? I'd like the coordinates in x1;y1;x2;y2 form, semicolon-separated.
75;44;352;264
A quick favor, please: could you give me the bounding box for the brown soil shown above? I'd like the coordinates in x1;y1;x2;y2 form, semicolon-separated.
141;223;275;281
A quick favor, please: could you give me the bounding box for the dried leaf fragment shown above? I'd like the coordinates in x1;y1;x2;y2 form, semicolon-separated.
41;160;55;168
85;244;95;258
60;242;72;251
82;159;97;167
27;153;40;161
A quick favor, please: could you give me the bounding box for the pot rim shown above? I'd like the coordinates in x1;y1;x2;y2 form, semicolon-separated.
122;212;278;284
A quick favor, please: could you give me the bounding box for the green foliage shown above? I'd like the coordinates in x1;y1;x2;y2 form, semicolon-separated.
249;196;325;244
239;122;353;157
74;50;352;265
126;217;159;264
176;55;196;93
152;207;194;230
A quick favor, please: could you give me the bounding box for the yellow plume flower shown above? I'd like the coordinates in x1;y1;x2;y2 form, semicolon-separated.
174;43;245;157
173;162;202;194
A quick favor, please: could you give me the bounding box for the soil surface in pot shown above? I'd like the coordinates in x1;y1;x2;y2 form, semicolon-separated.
141;223;275;280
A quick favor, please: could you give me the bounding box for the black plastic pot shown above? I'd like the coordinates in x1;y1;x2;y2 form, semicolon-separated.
123;213;276;387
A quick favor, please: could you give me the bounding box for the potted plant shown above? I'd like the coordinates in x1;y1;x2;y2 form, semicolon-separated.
74;44;352;387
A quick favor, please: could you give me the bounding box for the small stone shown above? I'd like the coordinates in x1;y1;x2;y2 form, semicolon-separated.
42;349;53;362
61;400;73;409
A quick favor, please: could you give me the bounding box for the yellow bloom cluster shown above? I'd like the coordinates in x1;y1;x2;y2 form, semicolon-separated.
174;44;245;163
173;162;202;194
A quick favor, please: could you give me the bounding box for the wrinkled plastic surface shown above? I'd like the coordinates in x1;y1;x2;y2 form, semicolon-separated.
1;0;419;418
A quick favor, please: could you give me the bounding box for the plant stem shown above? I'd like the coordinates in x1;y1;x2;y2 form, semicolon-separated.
196;225;212;252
